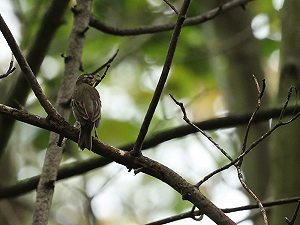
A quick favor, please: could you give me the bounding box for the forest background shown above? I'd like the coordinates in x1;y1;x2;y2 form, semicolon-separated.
0;0;299;224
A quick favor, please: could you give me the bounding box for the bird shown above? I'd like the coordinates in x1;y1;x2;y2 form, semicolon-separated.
71;74;101;150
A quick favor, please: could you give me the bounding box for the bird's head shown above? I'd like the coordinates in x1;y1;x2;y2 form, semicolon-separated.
76;74;98;87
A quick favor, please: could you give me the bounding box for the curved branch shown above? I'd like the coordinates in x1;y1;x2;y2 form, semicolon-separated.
89;0;253;36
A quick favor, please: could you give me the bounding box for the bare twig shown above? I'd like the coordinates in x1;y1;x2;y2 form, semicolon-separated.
279;86;297;120
169;93;233;161
238;76;265;165
163;0;179;14
86;49;119;76
170;90;268;223
196;87;300;187
285;201;300;225
170;81;300;225
169;92;267;224
0;53;16;79
234;76;268;224
131;0;192;156
236;165;268;224
90;49;119;87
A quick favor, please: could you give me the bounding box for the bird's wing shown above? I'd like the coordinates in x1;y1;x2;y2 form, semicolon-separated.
72;99;90;124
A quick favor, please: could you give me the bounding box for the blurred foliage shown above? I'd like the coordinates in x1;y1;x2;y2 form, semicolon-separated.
0;0;283;224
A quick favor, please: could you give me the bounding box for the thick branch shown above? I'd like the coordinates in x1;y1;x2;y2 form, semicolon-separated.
0;105;298;199
0;110;235;224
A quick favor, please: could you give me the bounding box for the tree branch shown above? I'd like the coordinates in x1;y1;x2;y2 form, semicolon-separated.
131;0;192;156
0;0;70;157
0;111;236;223
146;197;300;225
0;14;58;118
89;0;253;36
32;0;92;224
1;104;300;199
170;76;268;224
196;87;300;187
285;201;300;225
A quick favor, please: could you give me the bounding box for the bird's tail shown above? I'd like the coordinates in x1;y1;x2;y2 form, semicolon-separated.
78;123;93;150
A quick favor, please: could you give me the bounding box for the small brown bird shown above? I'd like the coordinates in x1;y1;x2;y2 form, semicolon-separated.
71;74;101;150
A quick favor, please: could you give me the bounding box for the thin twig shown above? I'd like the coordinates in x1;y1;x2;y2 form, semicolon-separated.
131;0;192;156
235;76;267;223
170;81;300;225
238;76;265;166
0;53;16;79
169;93;268;224
236;165;268;224
169;93;233;161
163;0;179;14
279;86;296;120
96;68;108;85
285;201;300;225
190;205;203;221
196;87;300;187
86;49;119;76
170;90;268;223
234;76;268;224
95;62;111;87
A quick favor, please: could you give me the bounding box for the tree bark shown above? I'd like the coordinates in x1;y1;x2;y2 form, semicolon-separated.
32;0;93;224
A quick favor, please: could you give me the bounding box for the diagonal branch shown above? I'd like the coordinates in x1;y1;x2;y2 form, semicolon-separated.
163;0;179;15
0;14;58;118
131;0;192;156
170;82;297;225
0;111;236;223
0;0;70;158
1;104;300;199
